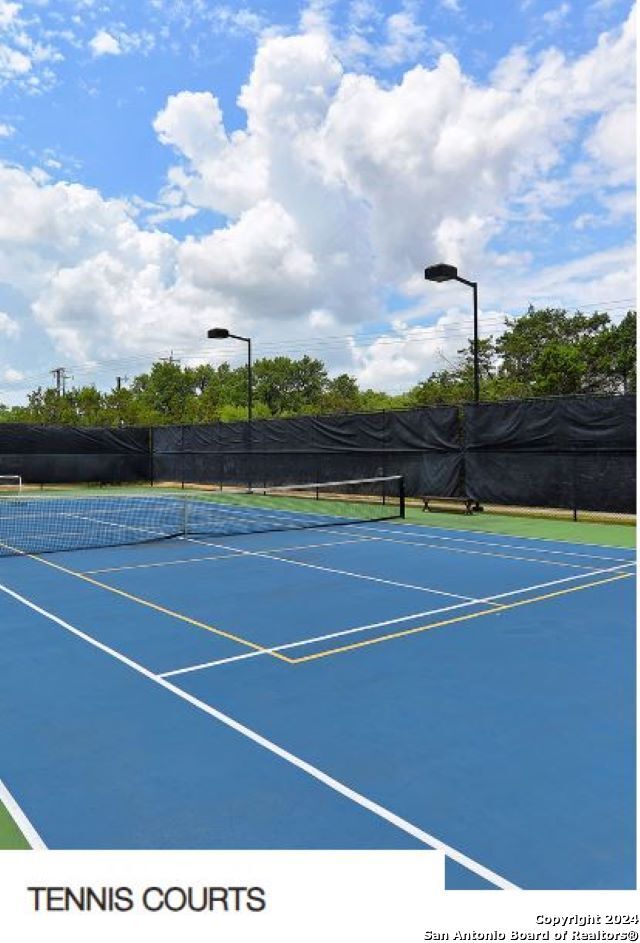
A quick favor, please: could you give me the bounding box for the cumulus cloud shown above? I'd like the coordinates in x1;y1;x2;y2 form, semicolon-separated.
0;43;30;76
512;243;636;311
89;30;121;56
153;91;228;162
0;1;63;90
0;310;20;337
585;102;636;185
3;366;24;382
88;26;154;58
303;0;431;69
350;308;494;391
156;9;635;288
0;7;635;390
0;2;20;29
542;2;572;28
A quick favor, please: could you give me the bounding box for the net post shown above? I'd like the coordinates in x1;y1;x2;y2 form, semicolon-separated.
399;476;405;518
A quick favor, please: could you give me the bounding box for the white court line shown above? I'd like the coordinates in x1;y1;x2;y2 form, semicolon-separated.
183;536;485;605
311;532;600;570
84;531;601;575
159;561;637;677
160;598;490;677
0;579;517;890
83;516;630;579
0;777;47;849
356;521;635;557
83;537;374;575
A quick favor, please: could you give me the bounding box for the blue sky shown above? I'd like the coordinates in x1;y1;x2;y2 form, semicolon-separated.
0;0;635;399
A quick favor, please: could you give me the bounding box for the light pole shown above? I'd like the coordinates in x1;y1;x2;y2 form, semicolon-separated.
424;263;480;404
207;328;253;490
206;328;253;423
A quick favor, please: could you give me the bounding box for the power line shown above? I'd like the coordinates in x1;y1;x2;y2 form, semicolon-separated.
0;302;635;396
7;300;636;379
65;308;635;371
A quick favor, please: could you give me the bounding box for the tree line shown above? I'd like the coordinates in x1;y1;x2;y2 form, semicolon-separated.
0;307;635;426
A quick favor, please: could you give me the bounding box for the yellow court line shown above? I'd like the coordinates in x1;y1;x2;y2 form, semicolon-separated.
288;572;634;664
14;550;295;664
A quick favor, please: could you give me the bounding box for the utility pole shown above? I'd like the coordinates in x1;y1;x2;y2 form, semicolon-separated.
51;367;71;396
159;351;181;365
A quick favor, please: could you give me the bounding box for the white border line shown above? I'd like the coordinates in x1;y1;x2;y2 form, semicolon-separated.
308;532;608;570
371;519;636;552
0;579;518;890
0;777;47;849
323;523;635;563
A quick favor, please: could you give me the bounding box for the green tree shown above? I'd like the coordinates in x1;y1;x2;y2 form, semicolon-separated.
529;343;587;395
22;387;78;424
253;356;328;414
69;385;106;425
587;310;636;394
357;388;410;410
131;361;198;423
495;307;610;390
320;373;361;412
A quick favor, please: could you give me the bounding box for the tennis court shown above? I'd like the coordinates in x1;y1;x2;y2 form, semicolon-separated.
0;481;635;890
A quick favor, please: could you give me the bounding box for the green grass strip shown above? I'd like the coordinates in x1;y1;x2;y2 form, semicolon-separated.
402;506;635;549
0;801;30;849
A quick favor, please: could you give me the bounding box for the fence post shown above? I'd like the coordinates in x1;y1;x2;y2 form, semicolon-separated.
181;425;185;490
148;427;154;487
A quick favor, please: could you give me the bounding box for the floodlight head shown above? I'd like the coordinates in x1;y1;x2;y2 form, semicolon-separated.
424;263;458;283
207;328;230;339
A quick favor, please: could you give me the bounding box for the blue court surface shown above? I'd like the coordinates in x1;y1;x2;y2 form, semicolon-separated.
0;515;635;889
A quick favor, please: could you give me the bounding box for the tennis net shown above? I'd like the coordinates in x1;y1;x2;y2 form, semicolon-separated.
0;476;405;557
